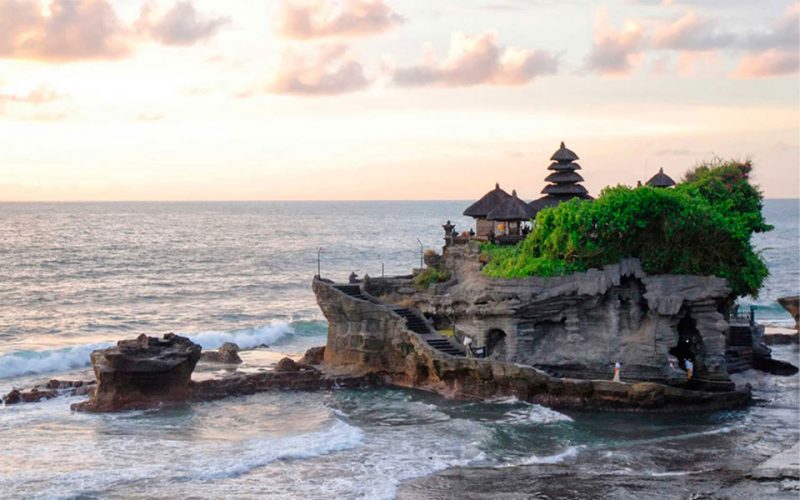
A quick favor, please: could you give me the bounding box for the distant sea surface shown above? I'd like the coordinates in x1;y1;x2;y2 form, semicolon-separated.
0;200;797;499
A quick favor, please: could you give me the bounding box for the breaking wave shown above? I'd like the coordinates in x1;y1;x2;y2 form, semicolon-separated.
187;322;295;350
0;321;299;380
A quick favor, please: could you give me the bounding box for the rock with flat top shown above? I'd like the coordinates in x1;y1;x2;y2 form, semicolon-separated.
71;333;201;412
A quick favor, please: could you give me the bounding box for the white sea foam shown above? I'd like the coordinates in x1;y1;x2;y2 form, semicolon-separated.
0;322;296;380
503;404;574;425
0;342;112;379
520;445;582;465
187;321;295;350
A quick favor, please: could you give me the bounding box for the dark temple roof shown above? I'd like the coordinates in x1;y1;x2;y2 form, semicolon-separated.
486;190;536;221
645;167;676;188
544;171;585;184
550;142;579;162
463;183;512;218
529;141;592;216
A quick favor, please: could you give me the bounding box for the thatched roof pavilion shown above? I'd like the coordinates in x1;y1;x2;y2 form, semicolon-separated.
463;183;512;218
646;167;676;188
529;142;592;216
486;190;535;222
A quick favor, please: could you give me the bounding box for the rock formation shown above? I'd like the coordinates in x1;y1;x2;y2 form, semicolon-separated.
71;333;201;412
199;342;243;364
364;245;733;387
313;276;750;411
67;333;377;412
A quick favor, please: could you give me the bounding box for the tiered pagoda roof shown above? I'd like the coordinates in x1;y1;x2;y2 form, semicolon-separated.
530;142;592;214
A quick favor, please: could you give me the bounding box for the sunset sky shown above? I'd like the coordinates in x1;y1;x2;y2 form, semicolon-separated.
0;0;798;201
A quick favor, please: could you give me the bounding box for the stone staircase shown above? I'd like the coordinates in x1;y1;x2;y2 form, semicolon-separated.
393;308;465;357
332;284;464;358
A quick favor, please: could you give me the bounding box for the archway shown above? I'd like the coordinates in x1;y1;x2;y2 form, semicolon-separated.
669;313;703;372
486;329;507;359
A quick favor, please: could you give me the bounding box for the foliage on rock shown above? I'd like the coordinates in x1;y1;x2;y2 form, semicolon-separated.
482;160;770;298
414;264;451;288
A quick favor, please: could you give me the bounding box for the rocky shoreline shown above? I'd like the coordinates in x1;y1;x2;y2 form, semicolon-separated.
396;446;800;500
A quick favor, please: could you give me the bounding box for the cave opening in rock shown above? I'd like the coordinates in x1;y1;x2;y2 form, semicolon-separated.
486;329;507;358
669;313;702;371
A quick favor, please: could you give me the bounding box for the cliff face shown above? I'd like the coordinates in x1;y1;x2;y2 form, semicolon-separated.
313;277;749;410
366;244;732;385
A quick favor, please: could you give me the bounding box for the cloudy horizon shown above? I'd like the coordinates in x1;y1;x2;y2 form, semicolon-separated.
1;0;798;201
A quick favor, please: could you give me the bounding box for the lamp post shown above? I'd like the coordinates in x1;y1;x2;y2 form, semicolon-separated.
416;238;424;269
317;247;324;278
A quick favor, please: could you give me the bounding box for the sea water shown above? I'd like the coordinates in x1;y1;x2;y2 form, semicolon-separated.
0;200;797;499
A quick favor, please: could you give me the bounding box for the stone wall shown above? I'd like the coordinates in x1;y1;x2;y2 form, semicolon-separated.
364;244;733;385
313;277;748;410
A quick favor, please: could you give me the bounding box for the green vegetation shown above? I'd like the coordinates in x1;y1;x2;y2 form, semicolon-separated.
414;265;451;288
482;160;771;298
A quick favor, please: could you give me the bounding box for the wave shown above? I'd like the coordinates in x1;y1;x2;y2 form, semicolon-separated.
502;404;573;425
0;321;306;380
187;322;295;350
519;445;582;465
0;342;112;380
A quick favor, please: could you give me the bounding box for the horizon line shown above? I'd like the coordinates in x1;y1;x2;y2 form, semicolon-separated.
0;197;799;204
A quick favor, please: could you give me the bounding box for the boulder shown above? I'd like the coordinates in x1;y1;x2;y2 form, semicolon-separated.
71;333;201;412
2;389;21;405
300;346;325;366
275;357;301;372
200;342;243;364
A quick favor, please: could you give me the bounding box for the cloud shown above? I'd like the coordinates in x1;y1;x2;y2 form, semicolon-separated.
744;3;799;51
275;0;403;39
0;0;130;61
268;44;370;96
588;4;800;78
651;11;736;50
586;9;645;75
0;86;61;104
392;32;558;87
136;1;229;46
733;48;800;78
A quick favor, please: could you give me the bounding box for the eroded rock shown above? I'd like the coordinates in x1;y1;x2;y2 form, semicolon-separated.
200;342;243;364
71;333;201;412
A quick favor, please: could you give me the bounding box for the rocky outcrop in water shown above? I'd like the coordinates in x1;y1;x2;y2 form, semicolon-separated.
71;333;201;412
67;333;379;412
199;342;243;364
3;379;95;405
313;277;750;411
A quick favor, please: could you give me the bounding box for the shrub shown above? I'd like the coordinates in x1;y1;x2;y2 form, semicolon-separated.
482;160;770;298
414;265;451;288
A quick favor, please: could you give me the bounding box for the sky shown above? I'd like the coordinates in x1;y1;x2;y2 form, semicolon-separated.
0;0;798;201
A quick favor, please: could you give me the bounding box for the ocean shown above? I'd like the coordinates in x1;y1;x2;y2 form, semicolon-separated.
0;200;797;499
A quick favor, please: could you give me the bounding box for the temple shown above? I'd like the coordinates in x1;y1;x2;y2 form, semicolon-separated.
464;142;593;243
646;167;677;188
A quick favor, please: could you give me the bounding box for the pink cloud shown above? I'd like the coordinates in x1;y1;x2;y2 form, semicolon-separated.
652;11;735;51
733;48;799;78
275;0;403;39
393;32;558;87
136;1;229;46
268;44;370;96
0;0;130;61
586;9;645;76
